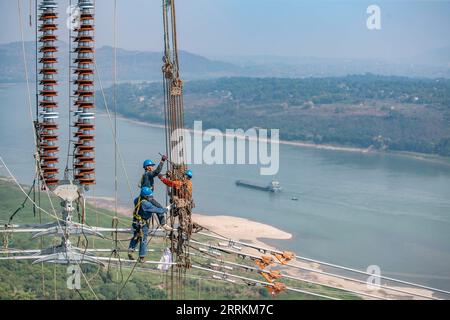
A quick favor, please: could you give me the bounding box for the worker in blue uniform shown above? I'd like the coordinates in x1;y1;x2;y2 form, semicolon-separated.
139;155;167;191
128;187;172;262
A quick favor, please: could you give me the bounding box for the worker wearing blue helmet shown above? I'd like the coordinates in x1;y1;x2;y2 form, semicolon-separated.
139;155;167;191
158;169;193;200
128;186;173;262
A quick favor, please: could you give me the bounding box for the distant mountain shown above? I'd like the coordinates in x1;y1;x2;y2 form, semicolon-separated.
0;42;36;83
0;41;241;83
95;46;240;80
2;41;450;83
225;55;450;79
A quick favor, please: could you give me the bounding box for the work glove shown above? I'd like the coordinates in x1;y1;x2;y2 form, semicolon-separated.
161;155;168;162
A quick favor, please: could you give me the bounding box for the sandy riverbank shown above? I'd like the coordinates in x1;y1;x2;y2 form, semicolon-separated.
191;213;292;249
86;195;438;300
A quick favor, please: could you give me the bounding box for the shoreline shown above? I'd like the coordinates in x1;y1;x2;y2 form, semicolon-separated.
191;213;292;250
98;112;450;166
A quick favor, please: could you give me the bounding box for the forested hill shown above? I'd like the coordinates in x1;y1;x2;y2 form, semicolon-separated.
98;75;450;156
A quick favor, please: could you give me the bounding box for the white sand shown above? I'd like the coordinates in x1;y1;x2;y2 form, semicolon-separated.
192;213;292;249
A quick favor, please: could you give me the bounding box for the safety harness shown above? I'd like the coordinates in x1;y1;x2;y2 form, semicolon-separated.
132;196;145;240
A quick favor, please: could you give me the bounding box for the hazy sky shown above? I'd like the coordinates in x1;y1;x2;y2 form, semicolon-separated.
1;0;449;60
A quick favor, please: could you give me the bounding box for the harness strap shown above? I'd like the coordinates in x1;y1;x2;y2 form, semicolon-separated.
132;197;145;242
133;196;145;221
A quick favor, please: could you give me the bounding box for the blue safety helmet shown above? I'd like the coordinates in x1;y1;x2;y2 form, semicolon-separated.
143;159;155;168
140;187;153;197
185;169;193;179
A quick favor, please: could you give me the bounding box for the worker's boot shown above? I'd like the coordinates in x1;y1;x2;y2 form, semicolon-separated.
161;224;175;232
127;250;135;261
138;256;145;263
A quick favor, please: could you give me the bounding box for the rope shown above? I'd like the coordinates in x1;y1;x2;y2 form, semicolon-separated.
94;61;134;204
17;0;36;146
53;262;57;300
33;0;45;290
41;261;46;298
112;0;121;299
106;247;124;287
28;0;32;27
87;205;129;226
75;288;85;300
20;0;59;216
92;184;98;249
117;224;158;298
2;226;12;250
65;0;74;178
161;0;192;299
117;259;139;298
8;175;37;224
34;0;45;286
0;156;60;222
170;0;180;76
113;0;118;224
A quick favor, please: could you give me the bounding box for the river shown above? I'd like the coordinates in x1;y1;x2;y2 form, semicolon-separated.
1;82;450;291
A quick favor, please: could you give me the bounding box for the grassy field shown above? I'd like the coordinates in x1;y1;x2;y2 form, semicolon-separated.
0;178;358;300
